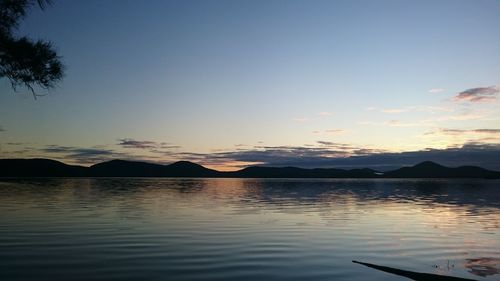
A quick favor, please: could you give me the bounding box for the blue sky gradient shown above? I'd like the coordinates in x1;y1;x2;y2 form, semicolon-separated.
1;0;499;170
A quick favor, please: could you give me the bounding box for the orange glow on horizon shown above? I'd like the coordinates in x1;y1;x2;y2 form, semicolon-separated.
203;161;265;172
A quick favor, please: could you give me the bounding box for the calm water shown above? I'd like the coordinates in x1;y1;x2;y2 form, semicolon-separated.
0;178;499;281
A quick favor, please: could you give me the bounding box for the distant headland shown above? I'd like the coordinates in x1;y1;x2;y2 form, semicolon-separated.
1;159;499;179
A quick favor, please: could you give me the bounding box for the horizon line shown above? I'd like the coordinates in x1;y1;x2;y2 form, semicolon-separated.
2;157;500;173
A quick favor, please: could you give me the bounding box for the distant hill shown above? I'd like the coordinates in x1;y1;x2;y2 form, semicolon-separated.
0;159;499;179
90;159;165;177
0;159;87;177
384;161;500;179
228;166;379;178
89;160;220;177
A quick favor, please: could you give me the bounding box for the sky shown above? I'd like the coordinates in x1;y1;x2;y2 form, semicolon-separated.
1;0;500;171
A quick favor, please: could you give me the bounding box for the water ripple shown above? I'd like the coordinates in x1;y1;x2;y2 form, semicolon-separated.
0;178;499;281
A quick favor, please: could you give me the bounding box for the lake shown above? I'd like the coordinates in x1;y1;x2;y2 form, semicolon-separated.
0;178;499;281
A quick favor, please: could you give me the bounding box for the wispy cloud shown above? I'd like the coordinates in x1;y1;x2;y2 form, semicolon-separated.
118;138;157;149
428;88;445;93
369;106;451;114
7;140;183;165
182;143;500;171
381;106;452;114
437;128;500;135
5;141;500;171
421;128;500;151
292;112;332;123
316;111;332;117
316;141;357;150
430;110;490;122
387;120;427;127
292;117;309;123
163;142;383;169
325;129;346;135
118;138;180;150
454;86;499;103
197;144;374;167
359;120;429;127
40;145;121;164
34;144;175;165
381;108;412;114
360;107;489;127
474;129;500;134
312;129;346;136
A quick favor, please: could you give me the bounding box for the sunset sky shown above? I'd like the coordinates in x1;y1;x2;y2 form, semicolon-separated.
1;0;499;170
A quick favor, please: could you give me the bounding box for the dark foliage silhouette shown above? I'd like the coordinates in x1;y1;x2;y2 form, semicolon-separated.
0;0;63;99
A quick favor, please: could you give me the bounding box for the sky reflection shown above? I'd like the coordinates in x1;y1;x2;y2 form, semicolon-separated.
0;178;499;280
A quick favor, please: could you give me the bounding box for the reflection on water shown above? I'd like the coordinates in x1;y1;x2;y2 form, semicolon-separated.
0;178;499;281
464;258;500;277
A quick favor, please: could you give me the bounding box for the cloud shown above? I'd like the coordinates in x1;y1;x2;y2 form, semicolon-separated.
6;140;500;171
68;148;115;159
317;111;332;117
438;128;500;135
432;111;488;121
370;106;451;115
171;142;389;169
42;145;79;154
292;117;309;123
379;106;452;114
198;143;500;171
0;126;5;132
312;129;346;136
381;108;411;114
325;129;346;135
454;86;499;102
359;120;428;127
206;145;354;166
474;129;500;133
40;145;120;164
118;138;158;149
31;144;178;165
316;141;353;149
428;88;445;93
117;138;180;150
365;106;485;127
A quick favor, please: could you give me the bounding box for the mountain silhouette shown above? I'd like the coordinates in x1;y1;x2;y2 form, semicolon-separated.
384;161;500;178
163;161;221;177
228;166;379;178
0;159;499;178
89;160;220;177
90;160;166;177
0;159;87;177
